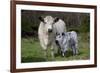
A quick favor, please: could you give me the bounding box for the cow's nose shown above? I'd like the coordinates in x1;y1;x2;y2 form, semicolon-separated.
48;29;52;33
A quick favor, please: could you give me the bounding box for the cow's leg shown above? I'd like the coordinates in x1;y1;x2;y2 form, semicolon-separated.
53;42;59;55
51;48;54;60
40;43;48;59
72;41;78;55
75;37;78;55
51;44;55;60
70;39;78;55
44;49;48;60
43;48;47;58
75;43;78;55
72;45;78;55
62;52;65;57
71;44;76;56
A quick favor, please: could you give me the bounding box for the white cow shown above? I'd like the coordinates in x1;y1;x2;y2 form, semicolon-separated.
38;16;66;59
55;31;78;56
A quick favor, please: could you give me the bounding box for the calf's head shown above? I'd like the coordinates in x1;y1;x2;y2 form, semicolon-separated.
55;32;65;45
55;32;68;56
39;16;59;33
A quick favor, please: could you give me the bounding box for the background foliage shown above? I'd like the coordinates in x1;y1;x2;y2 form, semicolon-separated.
21;10;90;38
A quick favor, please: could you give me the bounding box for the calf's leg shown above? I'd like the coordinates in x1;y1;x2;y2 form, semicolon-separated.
72;45;78;55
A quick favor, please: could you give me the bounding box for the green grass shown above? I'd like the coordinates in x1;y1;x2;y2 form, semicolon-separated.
21;33;90;63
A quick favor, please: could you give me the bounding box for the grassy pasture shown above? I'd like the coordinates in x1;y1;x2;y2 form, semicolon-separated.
21;33;90;63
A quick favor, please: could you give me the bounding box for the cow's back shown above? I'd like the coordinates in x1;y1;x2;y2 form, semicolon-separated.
53;19;66;35
70;31;77;41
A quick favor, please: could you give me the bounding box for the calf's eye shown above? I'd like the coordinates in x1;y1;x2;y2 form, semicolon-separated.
59;36;61;38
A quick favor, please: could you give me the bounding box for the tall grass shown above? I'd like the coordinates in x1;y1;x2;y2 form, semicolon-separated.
21;33;90;63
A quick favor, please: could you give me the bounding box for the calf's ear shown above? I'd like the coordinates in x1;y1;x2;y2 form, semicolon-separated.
39;16;45;23
54;17;59;23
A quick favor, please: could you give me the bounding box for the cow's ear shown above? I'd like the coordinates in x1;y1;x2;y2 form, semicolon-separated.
62;32;65;36
39;16;45;23
54;17;59;23
56;32;57;35
56;32;60;35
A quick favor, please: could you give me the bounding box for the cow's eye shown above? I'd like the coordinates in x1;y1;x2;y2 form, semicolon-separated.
52;22;55;25
43;22;46;24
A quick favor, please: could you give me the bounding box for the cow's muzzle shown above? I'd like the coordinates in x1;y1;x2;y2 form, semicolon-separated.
48;29;52;33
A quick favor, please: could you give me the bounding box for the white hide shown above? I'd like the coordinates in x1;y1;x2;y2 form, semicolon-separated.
53;19;66;35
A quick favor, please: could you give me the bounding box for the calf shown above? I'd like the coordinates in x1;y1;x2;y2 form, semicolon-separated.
55;31;78;57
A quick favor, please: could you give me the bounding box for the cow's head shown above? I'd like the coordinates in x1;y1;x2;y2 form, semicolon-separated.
39;16;59;33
